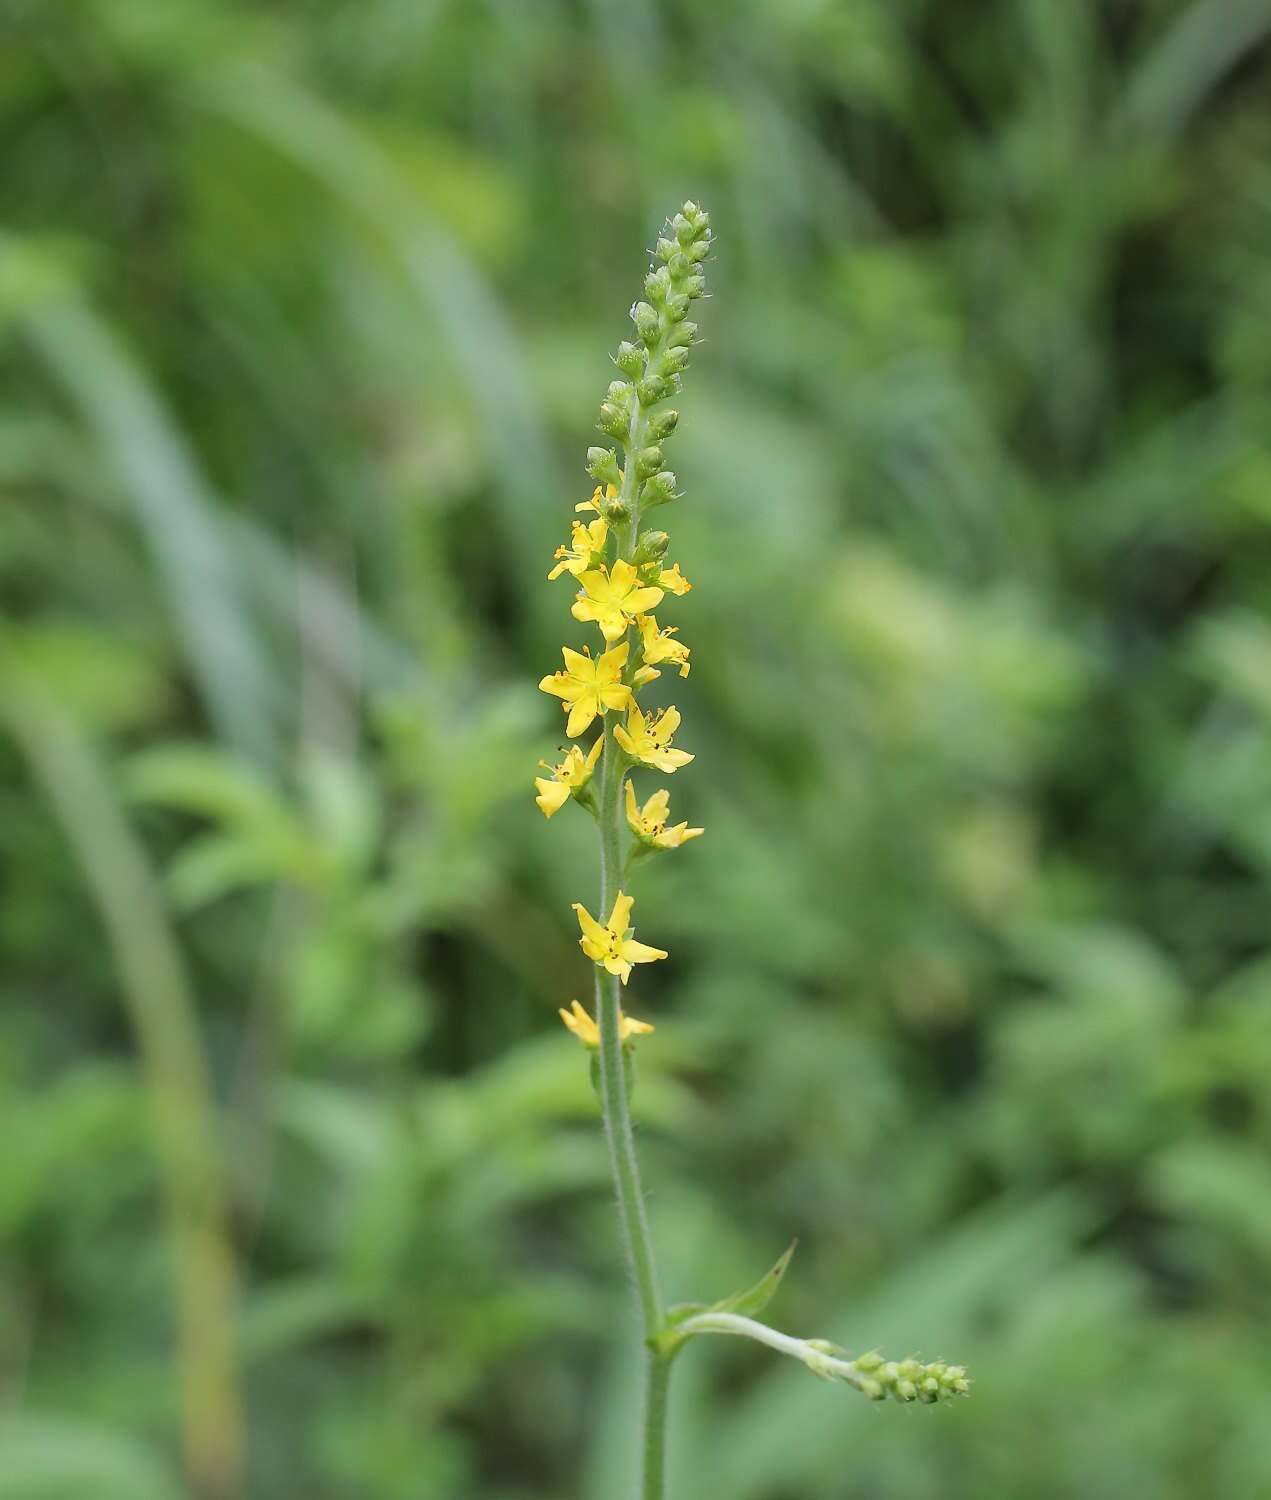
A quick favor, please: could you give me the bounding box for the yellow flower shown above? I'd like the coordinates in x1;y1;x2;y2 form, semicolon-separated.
576;483;620;514
614;703;694;773
634;614;690;682
558;997;655;1048
658;562;692;596
534;736;604;818
539;643;634;738
625;780;704;849
548;517;608;581
571;559;665;643
572;890;668;984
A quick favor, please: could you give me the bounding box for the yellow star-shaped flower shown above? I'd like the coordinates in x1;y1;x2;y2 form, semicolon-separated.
614;703;694;773
535;736;604;817
658;562;692;596
633;614;690;682
558;998;655;1048
625;780;703;849
548;517;608;581
539;643;634;738
571;559;665;643
572;890;668;984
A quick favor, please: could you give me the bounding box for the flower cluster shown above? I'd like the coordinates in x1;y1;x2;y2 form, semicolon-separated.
536;201;713;1046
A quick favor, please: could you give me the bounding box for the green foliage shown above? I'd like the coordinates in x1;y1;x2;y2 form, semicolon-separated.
4;0;1271;1495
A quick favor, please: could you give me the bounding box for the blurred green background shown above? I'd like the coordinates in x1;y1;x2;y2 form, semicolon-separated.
4;1;1271;1496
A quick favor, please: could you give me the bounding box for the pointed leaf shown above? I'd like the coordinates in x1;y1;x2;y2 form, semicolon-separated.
708;1240;798;1320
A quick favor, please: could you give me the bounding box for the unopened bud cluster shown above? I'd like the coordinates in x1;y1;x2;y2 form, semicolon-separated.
587;201;712;516
808;1344;971;1404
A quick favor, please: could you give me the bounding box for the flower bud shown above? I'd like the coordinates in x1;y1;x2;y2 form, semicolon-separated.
633;302;660;347
587;446;623;487
633;529;669;564
615;341;645;377
598;403;628;439
672;212;696;246
647;408;679;440
666;321;696;349
665;292;691;322
602;492;631;523
645;266;672;304
655;237;676;262
636;376;674;405
894;1379;917;1403
685;274;706;299
639;471;678;508
687;237;710;262
635;445;664;479
659;347;690;377
606;380;633;409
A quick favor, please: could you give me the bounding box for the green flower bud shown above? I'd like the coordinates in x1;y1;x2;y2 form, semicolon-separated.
894;1379;917;1403
672;212;696;246
655;237;676;262
645;266;672;303
665;292;691;322
598;403;628;439
639;471;678;508
633;302;660;346
586;446;623;487
647;408;679;440
606;380;633;409
614;341;645;377
636;376;675;406
685;273;706;299
853;1350;884;1374
659;347;690;377
635;445;664;479
666;321;697;349
687;237;711;262
602;492;631;524
633;529;669;565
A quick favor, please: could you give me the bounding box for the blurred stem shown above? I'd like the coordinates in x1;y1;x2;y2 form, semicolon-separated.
3;691;243;1500
594;409;673;1497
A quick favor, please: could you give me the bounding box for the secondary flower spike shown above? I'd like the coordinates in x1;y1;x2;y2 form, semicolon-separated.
573;890;668;984
539;642;634;737
535;737;603;817
559;998;654;1048
615;703;694;773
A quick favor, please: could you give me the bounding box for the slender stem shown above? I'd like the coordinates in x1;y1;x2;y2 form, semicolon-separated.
641;1354;673;1500
592;373;675;1498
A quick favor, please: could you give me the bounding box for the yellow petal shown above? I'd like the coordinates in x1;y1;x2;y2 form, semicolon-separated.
572;901;608;948
584;735;604;772
620;938;668;964
624;778;640;830
625;586;665;615
565;699;597;738
534;777;571;818
608;889;634;934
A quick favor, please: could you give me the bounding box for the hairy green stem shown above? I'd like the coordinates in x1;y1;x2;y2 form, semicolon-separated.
591;376;675;1498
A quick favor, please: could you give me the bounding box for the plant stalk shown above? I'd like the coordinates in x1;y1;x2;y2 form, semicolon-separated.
592;379;674;1498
